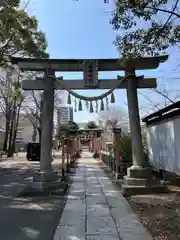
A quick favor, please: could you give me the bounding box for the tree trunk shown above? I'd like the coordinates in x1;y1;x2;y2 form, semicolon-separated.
38;96;43;144
3;119;9;152
12;103;21;154
38;127;41;144
32;125;37;142
7;103;17;157
7;123;14;157
3;107;11;152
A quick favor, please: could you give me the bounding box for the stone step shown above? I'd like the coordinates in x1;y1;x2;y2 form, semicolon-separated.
123;176;152;186
121;183;168;196
18;179;69;197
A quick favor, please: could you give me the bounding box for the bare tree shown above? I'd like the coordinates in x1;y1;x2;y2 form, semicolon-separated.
24;89;65;143
98;106;129;133
138;83;180;117
24;90;43;142
0;66;27;156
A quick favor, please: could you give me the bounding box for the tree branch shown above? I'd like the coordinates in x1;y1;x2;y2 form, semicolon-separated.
163;0;179;28
145;6;180;18
151;88;175;104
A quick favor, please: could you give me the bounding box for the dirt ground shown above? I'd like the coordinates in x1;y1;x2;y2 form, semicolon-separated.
98;161;180;240
127;186;180;240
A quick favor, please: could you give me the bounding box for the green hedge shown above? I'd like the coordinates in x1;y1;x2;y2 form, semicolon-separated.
101;151;116;172
101;134;148;173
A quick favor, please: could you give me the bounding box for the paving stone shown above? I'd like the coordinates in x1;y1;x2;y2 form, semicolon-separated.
62;200;86;213
72;182;85;186
53;224;85;240
86;183;100;187
86;195;107;205
60;211;85;226
86;234;120;240
86;183;100;188
86;176;97;179
106;194;130;208
66;192;85;200
110;207;152;240
87;216;117;235
86;187;102;194
72;176;84;182
87;204;111;216
70;188;85;194
103;190;122;198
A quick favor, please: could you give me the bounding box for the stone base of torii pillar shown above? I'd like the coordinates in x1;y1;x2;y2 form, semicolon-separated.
121;72;167;196
122;166;167;196
32;171;60;190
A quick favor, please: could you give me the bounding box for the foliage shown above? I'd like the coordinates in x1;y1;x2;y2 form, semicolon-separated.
0;0;19;8
84;121;98;129
119;134;133;163
110;0;180;57
103;133;148;167
73;0;180;56
118;134;148;164
0;0;48;65
56;121;79;139
58;123;69;132
63;120;79;132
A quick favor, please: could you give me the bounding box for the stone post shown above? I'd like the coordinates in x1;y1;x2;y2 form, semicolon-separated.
99;130;103;161
77;135;80;151
113;128;121;179
89;134;92;151
91;134;95;152
33;69;58;189
66;138;70;172
69;137;73;163
61;138;65;177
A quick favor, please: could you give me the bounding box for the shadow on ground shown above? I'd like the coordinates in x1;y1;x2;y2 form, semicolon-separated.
0;163;77;240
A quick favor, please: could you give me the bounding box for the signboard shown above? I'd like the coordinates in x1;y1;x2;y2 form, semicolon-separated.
83;60;99;87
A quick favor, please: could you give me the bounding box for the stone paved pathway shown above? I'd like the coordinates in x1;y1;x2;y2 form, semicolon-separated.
53;153;153;240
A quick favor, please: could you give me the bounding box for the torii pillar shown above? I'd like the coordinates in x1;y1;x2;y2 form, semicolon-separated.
32;69;58;189
122;69;165;195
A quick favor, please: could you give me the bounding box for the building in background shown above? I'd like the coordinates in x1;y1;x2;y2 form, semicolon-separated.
16;116;38;150
56;106;74;127
69;106;73;121
78;122;87;129
0;112;35;150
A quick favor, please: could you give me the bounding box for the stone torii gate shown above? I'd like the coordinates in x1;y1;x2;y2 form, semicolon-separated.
11;56;168;194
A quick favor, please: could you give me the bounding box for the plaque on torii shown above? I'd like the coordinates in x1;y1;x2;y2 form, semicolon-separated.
83;60;99;88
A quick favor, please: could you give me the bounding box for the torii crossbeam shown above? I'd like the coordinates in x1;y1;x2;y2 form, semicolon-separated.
10;55;168;194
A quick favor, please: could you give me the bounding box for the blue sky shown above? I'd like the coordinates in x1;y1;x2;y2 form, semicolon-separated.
25;0;180;123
